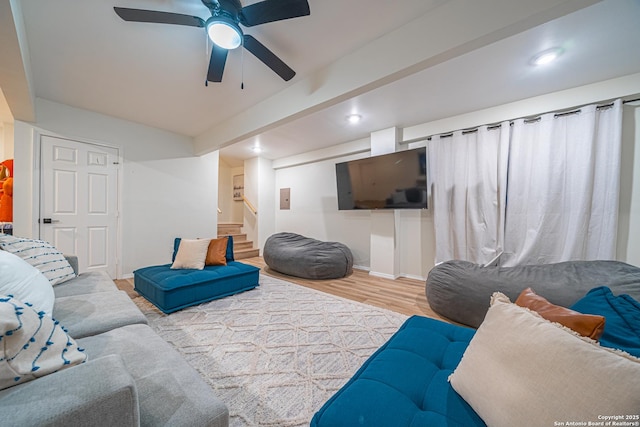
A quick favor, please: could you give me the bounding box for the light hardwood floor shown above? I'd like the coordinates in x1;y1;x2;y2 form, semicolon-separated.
116;256;451;322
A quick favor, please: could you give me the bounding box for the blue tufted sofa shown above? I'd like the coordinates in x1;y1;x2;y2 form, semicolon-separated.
133;236;260;313
311;284;640;427
311;316;484;427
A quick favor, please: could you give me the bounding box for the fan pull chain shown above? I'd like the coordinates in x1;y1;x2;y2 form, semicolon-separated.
241;42;245;90
205;34;209;87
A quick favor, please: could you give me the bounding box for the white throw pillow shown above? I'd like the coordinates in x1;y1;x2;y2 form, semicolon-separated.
449;292;640;427
0;250;54;316
0;294;87;390
170;239;211;270
0;235;76;285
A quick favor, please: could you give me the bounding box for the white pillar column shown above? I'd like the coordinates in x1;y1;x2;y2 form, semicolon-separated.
369;127;403;279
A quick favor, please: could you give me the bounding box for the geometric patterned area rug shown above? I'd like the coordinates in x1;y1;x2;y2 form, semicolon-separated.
131;274;409;427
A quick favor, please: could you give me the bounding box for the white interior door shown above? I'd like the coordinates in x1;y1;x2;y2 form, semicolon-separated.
40;135;119;278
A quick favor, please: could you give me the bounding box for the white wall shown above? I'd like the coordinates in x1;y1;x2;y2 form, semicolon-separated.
271;75;640;278
243;157;259;248
256;157;275;251
1;122;14;160
274;147;373;269
618;101;640;265
273;139;435;277
397;209;436;280
13;98;219;277
243;157;275;252
230;166;244;223
218;160;244;224
10;77;640;282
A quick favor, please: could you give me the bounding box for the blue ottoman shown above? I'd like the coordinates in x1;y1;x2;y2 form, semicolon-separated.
311;316;485;427
134;261;259;314
133;236;260;313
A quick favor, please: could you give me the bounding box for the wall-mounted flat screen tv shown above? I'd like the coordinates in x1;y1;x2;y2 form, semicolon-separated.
335;147;427;210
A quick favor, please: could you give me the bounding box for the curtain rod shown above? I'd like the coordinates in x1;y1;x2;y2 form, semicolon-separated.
399;97;640;144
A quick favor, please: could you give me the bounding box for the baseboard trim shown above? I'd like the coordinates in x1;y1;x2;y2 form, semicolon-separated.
353;266;425;282
401;273;426;282
368;271;399;280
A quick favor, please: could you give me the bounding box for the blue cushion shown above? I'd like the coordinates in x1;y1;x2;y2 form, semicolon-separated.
133;261;258;314
570;286;640;357
172;236;235;263
311;316;485;427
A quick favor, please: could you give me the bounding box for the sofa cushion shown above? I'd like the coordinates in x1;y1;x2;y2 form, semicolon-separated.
134;261;259;314
53;271;119;298
311;315;484;427
0;235;76;285
515;287;605;339
78;324;228;427
570;286;640;357
449;292;640;427
54;291;148;339
0;294;87;390
171;239;211;270
0;250;54;316
0;354;139;427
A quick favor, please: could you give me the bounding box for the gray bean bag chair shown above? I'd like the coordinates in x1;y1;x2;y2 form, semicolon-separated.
426;260;640;328
264;232;353;279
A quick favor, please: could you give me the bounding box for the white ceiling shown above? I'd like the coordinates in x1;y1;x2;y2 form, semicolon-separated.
17;0;445;136
3;0;640;166
221;0;640;163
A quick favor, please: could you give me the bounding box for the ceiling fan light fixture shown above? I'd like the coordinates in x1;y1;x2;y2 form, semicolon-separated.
114;0;311;82
206;16;243;50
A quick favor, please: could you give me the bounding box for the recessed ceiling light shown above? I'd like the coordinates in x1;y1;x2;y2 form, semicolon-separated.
251;145;262;153
531;47;564;66
346;114;362;124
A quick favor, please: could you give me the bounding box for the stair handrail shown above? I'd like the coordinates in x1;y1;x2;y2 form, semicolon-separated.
242;196;257;215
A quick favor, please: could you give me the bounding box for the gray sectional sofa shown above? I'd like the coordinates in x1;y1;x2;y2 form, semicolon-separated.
0;256;229;427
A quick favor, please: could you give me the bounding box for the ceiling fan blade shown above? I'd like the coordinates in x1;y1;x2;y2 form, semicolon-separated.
114;7;205;27
243;35;295;81
207;44;229;82
239;0;310;27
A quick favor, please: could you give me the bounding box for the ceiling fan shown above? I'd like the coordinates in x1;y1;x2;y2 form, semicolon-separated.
114;0;310;84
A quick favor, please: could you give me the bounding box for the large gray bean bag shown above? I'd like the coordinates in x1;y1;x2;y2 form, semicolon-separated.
264;232;353;279
426;260;640;328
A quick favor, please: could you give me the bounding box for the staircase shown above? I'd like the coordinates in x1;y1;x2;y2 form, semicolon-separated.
217;223;259;260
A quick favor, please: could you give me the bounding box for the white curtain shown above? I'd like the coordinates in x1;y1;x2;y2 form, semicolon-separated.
428;123;510;265
501;99;623;266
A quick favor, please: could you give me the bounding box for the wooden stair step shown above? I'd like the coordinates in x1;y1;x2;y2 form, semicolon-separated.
217;223;257;259
218;228;242;235
217;223;243;235
218;222;243;228
234;240;253;250
234;248;260;259
218;233;247;242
